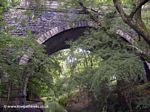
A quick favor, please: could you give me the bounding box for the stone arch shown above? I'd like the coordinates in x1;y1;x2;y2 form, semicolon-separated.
44;26;91;54
36;20;94;44
19;20;94;64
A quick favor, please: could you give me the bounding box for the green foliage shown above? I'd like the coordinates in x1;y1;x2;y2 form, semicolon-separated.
0;0;9;14
68;32;144;111
0;0;20;15
45;101;66;112
136;96;150;110
0;0;149;112
0;35;29;83
0;33;60;99
57;9;146;111
58;95;69;106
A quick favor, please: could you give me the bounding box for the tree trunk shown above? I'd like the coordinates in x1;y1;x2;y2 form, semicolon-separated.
20;66;32;105
113;0;150;46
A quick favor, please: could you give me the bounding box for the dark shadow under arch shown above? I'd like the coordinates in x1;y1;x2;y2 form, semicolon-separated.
43;27;90;55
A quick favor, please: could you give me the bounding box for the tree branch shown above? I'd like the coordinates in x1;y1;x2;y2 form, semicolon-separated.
113;0;128;22
113;0;150;47
129;0;150;18
77;1;102;25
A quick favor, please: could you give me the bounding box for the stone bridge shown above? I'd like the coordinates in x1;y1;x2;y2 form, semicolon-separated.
5;0;93;56
2;1;150;110
4;0;95;64
1;1;95;108
4;1;150;68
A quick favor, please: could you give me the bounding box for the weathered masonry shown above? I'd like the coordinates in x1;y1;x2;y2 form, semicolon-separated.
4;0;95;64
1;0;94;110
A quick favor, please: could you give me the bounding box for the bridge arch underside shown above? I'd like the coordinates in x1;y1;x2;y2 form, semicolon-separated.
43;27;90;55
43;26;150;80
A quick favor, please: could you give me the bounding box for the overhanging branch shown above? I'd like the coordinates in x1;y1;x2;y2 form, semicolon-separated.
113;0;128;22
129;0;150;18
